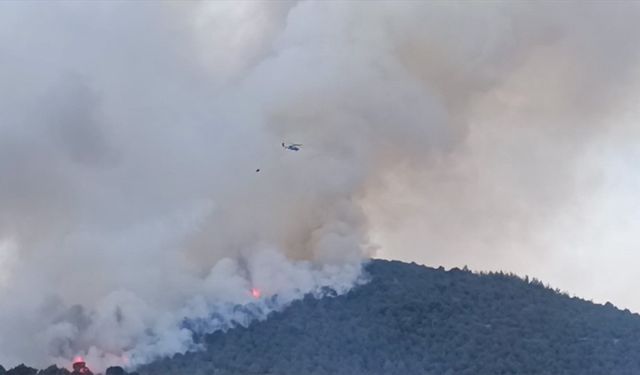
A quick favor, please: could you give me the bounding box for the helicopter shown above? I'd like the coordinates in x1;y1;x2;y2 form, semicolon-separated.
282;142;303;151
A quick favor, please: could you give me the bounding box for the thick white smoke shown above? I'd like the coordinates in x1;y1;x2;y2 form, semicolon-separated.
1;0;640;370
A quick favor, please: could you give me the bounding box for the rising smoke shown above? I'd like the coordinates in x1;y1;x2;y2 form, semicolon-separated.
1;0;640;370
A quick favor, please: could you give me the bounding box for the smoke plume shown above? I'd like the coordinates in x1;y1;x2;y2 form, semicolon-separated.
1;0;640;370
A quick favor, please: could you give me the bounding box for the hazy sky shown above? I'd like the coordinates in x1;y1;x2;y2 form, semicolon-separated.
1;0;640;369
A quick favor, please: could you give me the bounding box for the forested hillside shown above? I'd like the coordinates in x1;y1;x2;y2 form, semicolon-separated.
137;260;640;375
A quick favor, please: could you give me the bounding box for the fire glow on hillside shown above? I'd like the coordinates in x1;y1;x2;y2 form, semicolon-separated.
251;288;262;299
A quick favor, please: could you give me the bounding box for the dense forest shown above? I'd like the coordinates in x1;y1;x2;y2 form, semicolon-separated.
140;260;640;375
6;259;640;375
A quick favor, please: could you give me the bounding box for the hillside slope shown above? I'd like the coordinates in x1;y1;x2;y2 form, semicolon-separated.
138;260;640;375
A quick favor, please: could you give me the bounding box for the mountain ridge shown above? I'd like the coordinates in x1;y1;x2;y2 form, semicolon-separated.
139;259;640;375
4;259;640;375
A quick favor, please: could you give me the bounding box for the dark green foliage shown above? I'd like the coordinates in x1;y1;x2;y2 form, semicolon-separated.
5;365;69;375
38;366;70;375
6;365;37;375
105;367;125;375
137;260;640;375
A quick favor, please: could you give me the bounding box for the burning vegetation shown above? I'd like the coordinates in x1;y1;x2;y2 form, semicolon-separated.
251;288;262;299
70;358;92;375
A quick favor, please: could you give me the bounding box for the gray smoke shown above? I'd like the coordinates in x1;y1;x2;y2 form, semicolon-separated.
1;0;640;370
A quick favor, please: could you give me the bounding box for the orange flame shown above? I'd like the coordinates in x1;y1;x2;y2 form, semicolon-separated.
251;288;261;299
73;356;85;364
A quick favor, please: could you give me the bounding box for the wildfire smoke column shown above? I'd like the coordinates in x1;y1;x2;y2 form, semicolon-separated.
0;0;639;372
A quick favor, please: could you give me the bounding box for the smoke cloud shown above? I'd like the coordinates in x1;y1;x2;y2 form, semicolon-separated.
1;0;640;370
